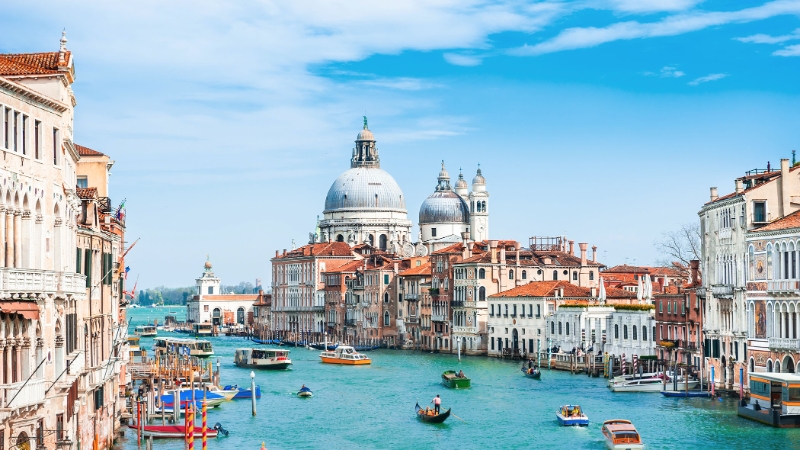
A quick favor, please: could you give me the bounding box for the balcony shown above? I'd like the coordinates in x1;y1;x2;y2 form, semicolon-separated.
450;300;465;308
352;283;364;291
0;269;86;297
711;285;733;297
327;321;337;328
768;280;800;294
406;317;419;324
345;319;357;327
718;228;732;240
452;326;478;334
432;314;446;322
769;337;800;351
405;293;419;301
312;305;325;312
0;378;46;410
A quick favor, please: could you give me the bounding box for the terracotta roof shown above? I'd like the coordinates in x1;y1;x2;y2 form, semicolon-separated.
705;167;800;206
323;260;364;274
75;144;104;157
0;52;71;76
603;264;651;274
203;294;259;301
756;209;800;232
399;262;431;276
432;242;465;254
274;242;353;259
76;187;97;199
490;280;593;298
605;287;637;299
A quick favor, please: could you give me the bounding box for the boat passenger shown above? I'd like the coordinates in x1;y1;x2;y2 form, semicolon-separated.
458;370;465;378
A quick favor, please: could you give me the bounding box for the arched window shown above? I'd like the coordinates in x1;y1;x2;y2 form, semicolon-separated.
589;271;594;280
522;270;527;280
479;286;486;301
336;234;344;242
383;311;390;326
379;234;388;251
623;325;628;339
558;322;562;335
553;270;558;280
237;307;245;324
572;271;577;281
383;292;389;303
633;326;638;340
566;323;570;335
551;321;555;334
750;357;755;373
614;324;619;339
508;270;514;280
642;325;647;341
479;268;486;279
368;234;375;247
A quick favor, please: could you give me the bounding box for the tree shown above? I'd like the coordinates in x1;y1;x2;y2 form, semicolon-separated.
654;222;701;267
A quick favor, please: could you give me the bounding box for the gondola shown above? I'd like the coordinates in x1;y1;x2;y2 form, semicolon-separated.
252;338;281;345
415;402;450;423
521;366;541;379
309;342;338;351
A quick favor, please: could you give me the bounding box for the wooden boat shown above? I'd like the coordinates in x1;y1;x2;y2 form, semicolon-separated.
521;367;541;379
320;345;371;365
234;348;292;370
128;424;219;439
556;405;589;426
608;372;661;387
252;338;281;345
441;370;470;389
309;342;338;351
415;402;450;423
353;345;380;351
601;419;643;450
159;390;226;409
223;385;261;399
297;386;313;398
661;390;711;398
135;325;157;337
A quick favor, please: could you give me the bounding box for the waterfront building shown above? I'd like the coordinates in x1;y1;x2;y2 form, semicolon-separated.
271;242;354;341
321;259;359;343
745;210;800;375
602;307;657;359
0;35;128;450
654;261;704;368
601;264;689;294
397;258;430;349
251;291;272;339
700;159;800;392
186;259;259;327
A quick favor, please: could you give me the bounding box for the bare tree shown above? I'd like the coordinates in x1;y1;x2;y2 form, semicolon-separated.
654;222;701;266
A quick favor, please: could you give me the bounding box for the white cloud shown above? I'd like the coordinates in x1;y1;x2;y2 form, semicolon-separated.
443;52;484;66
688;73;727;85
511;0;800;56
607;0;703;13
774;44;800;56
735;29;800;44
360;77;441;90
660;66;685;77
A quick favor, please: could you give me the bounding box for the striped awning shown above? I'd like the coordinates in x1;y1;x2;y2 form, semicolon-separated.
0;301;40;320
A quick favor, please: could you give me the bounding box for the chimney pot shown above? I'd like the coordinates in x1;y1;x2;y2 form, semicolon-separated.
735;178;743;194
579;243;588;266
569;240;575;256
591;246;597;263
710;187;718;202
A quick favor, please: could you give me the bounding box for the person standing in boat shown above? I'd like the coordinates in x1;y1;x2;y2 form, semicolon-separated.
432;395;441;414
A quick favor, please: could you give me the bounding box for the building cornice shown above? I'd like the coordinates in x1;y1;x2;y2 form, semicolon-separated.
0;75;69;114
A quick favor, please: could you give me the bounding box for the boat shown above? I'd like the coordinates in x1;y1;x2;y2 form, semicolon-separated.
415;402;450;423
309;342;338;351
233;348;292;370
556;405;589;426
206;385;238;401
319;345;371;365
738;373;800;427
153;337;214;358
660;390;711;398
128;424;219;439
192;322;214;337
297;386;313;398
281;340;307;347
159;389;226;409
352;345;380;352
127;335;141;352
135;325;157;337
607;372;661;387
223;385;261;399
252;338;281;345
521;366;541;379
441;370;470;389
601;419;643;450
610;376;698;393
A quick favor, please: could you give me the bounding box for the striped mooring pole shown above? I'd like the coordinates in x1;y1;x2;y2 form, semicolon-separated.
188;405;195;450
202;401;208;450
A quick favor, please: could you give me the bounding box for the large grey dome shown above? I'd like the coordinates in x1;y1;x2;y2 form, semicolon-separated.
419;191;469;224
324;167;407;212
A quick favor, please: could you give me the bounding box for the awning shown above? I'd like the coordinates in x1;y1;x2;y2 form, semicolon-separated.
0;301;40;320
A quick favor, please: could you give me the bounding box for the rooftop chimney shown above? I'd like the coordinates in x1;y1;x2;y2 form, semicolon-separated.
591;246;597;263
462;232;472;259
579;243;588;266
781;158;790;217
710;187;718;202
490;240;499;264
516;249;520;264
499;244;506;264
690;259;700;286
283;249;287;256
735;178;743;194
275;250;279;258
569;240;575;256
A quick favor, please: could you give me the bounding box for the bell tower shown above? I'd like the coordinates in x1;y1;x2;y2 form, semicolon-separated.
469;166;489;242
351;116;380;168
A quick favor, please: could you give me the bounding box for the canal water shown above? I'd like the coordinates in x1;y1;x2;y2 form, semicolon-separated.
121;307;798;449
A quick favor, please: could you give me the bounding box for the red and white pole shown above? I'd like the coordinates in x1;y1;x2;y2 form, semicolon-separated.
202;401;207;450
188;405;195;450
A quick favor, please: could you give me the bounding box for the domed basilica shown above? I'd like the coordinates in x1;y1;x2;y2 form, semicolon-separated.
314;118;489;256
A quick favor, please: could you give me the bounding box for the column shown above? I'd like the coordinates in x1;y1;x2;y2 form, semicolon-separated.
5;209;12;268
0;339;5;385
20;211;30;269
35;338;43;378
0;206;5;268
20;337;30;379
54;334;64;377
13;209;20;269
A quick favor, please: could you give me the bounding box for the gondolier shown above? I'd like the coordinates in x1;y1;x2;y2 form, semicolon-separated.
432;394;441;414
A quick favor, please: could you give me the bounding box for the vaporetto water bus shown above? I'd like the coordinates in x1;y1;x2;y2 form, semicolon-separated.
233;348;292;370
153;337;214;358
134;325;157;337
739;372;800;427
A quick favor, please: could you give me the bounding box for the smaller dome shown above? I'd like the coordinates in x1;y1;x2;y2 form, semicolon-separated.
472;167;485;186
419;191;469;225
455;171;468;190
357;127;374;141
204;260;212;269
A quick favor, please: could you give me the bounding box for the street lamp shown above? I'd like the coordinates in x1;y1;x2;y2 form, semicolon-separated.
250;371;256;416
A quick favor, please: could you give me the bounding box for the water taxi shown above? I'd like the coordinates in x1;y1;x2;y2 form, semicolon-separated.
610;376;698;393
128;423;221;439
607;372;661;387
192;322;214;337
223;384;261;399
441;370;470;388
233;348;292;370
153;337;214;358
738;373;800;427
601;419;643;450
135;325;157;337
556;405;589;426
205;385;238;401
319;345;371;365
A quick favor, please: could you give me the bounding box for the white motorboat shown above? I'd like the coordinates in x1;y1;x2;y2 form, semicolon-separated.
602;419;644;450
611;376;699;393
205;385;238;401
607;372;662;387
233;348;292;370
135;325;157;337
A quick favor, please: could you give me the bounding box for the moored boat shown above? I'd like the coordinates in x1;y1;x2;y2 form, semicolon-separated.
415;402;450;423
610;376;698;393
601;419;643;450
252;338;281;345
661;390;710;398
234;348;292;370
128;424;219;439
159;389;226;409
556;405;589;426
738;373;800;427
153;337;214;358
135;325;157;337
206;385;238;401
192;322;214;337
441;370;470;389
319;345;371;365
223;385;261;399
309;342;338;351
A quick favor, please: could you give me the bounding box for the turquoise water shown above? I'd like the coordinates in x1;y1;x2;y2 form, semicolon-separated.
121;307;798;449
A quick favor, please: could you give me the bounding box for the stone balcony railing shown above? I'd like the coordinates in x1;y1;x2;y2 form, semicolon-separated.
405;316;419;324
711;285;734;297
718;228;732;240
405;293;419;301
769;337;800;351
432;314;446;322
452;326;478;334
0;268;86;297
0;378;47;409
767;280;800;293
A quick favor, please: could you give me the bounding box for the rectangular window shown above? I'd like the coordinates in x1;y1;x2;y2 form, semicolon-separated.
491;338;494;350
512;304;517;317
77;176;88;188
34;120;41;159
431;228;437;237
490;304;494;316
536;304;541;318
21;115;27;155
208;286;213;295
660;301;663;313
53;127;59;165
56;413;64;440
37;419;44;446
13;112;19;152
3;107;9;148
753;201;766;223
84;248;92;287
384;274;389;285
76;247;82;274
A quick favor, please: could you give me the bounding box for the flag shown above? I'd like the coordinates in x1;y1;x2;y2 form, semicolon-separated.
115;199;127;220
125;266;130;279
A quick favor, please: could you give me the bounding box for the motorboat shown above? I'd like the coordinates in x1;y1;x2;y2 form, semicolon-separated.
556;405;589;427
298;386;313;398
233;348;292;370
611;376;699;393
128;423;219;439
135;325;157;337
441;370;470;389
607;372;661;387
153;337;214;358
319;345;371;365
223;385;261;399
601;419;643;449
159;389;226;409
205;385;238;401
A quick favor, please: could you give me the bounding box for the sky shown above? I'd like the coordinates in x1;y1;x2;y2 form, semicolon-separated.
2;0;799;288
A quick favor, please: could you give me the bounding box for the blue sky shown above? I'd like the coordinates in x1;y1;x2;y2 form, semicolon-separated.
2;0;799;288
